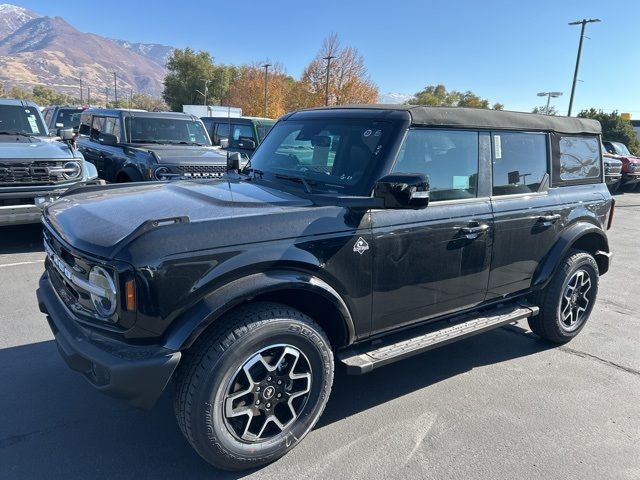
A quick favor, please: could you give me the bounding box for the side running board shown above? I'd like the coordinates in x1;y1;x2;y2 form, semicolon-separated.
338;304;539;374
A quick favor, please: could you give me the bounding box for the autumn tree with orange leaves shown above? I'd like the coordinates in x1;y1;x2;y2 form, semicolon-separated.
299;33;378;107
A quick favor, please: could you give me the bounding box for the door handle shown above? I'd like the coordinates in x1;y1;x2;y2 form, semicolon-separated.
538;214;561;227
460;223;490;238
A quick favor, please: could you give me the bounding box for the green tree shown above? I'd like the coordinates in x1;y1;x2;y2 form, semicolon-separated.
577;109;640;155
532;105;558;115
407;84;502;110
162;48;237;111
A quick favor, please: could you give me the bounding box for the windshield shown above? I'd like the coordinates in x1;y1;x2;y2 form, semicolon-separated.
124;117;211;145
55;109;83;129
613;142;631;156
248;119;394;194
0;105;46;136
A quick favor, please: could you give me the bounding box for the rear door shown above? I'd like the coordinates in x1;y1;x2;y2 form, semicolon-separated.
371;128;493;334
487;131;563;298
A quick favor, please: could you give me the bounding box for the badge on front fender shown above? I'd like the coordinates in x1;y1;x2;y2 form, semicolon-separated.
353;237;369;255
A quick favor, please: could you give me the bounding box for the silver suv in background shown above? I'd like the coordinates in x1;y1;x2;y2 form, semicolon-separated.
0;99;98;226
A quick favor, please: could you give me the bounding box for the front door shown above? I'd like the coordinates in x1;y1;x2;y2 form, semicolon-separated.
371;128;493;334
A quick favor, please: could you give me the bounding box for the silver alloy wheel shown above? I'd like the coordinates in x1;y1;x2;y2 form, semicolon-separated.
559;268;592;331
223;344;312;442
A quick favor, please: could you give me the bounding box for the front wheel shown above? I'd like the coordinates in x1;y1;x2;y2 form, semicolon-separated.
528;249;599;343
173;302;334;471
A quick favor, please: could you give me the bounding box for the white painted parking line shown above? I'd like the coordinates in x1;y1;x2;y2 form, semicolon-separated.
0;260;43;268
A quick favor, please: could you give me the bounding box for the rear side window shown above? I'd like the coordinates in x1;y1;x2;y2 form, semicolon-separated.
492;132;548;195
554;135;601;184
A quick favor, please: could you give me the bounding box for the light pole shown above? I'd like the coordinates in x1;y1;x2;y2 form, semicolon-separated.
79;77;83;104
87;87;91;106
262;63;272;117
322;55;335;106
567;18;600;116
200;78;209;106
537;91;563;114
113;71;118;108
105;87;109;107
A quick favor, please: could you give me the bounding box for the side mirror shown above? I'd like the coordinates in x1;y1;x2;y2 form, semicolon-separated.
57;128;75;141
227;151;241;171
220;138;229;149
374;173;430;209
98;133;118;146
238;138;256;150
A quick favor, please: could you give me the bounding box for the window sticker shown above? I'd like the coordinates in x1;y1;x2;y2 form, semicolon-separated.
26;115;38;133
494;135;502;159
453;175;470;189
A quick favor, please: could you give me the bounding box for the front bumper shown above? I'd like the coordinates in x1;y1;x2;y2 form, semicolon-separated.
605;173;622;186
622;172;640;185
36;273;180;409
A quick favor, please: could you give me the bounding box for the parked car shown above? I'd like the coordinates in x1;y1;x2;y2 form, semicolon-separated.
602;144;623;193
602;141;640;191
42;106;84;133
37;105;613;470
0;98;98;226
77;109;229;182
201;116;275;158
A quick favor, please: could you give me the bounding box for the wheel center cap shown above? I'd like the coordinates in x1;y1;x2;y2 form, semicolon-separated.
262;385;276;400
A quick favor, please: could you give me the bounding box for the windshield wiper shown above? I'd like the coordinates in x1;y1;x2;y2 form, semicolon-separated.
168;141;206;146
0;130;36;138
274;173;315;194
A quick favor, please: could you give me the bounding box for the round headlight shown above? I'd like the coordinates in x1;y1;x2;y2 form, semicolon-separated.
63;161;82;179
89;266;117;318
154;166;170;180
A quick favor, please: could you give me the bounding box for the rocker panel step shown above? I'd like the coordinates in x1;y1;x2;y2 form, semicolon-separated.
338;304;539;374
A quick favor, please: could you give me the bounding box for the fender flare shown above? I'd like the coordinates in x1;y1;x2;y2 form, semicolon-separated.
163;270;356;351
532;222;610;289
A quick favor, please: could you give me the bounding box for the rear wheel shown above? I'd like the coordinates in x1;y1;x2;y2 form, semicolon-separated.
173;302;334;471
528;249;598;343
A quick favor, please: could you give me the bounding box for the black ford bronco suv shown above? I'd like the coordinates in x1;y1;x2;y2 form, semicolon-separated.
36;105;613;471
77;109;228;182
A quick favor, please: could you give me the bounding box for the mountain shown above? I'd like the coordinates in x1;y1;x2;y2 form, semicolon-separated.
0;3;168;97
379;92;413;104
0;3;38;39
111;39;173;67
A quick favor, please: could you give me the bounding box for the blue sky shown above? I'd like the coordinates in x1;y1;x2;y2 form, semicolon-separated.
14;0;640;115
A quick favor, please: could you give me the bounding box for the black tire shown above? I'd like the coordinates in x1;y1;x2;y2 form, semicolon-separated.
173;302;334;471
607;181;620;195
528;249;599;344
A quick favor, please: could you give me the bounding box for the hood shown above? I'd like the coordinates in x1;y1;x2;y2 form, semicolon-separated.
44;179;320;259
130;144;227;164
0;136;77;160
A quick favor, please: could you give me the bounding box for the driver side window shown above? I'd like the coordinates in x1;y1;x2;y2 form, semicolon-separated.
393;129;479;201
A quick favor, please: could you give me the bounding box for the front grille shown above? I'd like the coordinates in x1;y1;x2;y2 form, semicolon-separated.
0;160;76;186
174;164;227;177
605;164;622;175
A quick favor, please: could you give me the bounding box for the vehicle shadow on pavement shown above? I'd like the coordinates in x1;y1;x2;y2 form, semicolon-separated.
0;327;551;479
317;325;551;429
0;224;44;254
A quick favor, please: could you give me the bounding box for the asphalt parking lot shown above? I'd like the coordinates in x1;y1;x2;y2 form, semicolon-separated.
1;194;639;480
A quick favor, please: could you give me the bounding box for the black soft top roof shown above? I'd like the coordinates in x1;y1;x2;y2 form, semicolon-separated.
297;104;601;135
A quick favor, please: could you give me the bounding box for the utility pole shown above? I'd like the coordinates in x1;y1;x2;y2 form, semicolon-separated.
87;87;91;106
537;91;563;114
105;87;109;107
262;63;272;117
113;71;118;108
200;78;209;106
79;77;83;104
322;55;335;106
567;18;600;116
129;88;133;109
